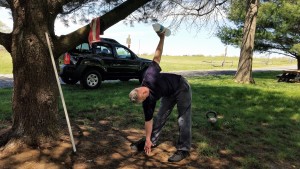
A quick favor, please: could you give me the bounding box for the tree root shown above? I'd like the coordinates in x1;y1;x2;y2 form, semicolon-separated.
0;127;12;147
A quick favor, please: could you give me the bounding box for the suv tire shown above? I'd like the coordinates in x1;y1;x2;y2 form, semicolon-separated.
81;70;102;89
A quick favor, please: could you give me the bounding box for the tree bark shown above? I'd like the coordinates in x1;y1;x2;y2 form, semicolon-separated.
234;0;259;84
7;1;60;146
0;32;12;52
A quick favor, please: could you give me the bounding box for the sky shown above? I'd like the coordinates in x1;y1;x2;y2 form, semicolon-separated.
55;20;242;57
0;7;244;57
0;6;291;59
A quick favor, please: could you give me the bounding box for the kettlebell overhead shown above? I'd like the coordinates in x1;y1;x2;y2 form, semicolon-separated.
152;23;171;37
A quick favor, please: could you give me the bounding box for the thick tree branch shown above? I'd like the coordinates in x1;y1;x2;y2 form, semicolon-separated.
50;0;90;17
0;32;12;53
54;0;151;57
100;0;152;29
54;24;90;57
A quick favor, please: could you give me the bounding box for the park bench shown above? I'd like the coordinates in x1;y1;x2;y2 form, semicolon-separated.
277;69;300;82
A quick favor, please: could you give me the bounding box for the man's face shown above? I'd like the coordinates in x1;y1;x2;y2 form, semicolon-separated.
136;88;147;103
129;87;149;103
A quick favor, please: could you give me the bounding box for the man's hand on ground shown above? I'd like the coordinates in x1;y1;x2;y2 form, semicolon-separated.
144;139;153;155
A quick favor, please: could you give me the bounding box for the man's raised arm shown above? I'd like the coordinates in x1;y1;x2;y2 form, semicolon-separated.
152;33;165;64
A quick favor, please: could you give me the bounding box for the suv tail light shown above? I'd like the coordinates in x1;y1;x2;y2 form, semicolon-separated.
64;53;71;65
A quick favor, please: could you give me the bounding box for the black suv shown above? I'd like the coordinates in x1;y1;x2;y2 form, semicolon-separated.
60;38;152;89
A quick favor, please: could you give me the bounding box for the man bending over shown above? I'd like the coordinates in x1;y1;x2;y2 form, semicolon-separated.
129;32;192;162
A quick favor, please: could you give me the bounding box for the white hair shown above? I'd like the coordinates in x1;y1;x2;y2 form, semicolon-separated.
129;88;139;103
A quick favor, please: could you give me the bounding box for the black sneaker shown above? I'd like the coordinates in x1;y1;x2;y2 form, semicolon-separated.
130;137;159;152
168;150;190;162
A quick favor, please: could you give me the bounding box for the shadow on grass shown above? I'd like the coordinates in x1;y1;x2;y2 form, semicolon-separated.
190;75;300;168
61;76;300;168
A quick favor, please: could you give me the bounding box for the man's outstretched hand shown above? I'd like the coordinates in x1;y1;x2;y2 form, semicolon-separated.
144;139;153;155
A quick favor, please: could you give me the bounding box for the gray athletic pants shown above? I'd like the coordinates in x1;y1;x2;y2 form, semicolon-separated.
151;76;192;151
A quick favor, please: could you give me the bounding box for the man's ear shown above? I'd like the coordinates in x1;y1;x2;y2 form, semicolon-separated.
142;88;147;95
142;87;149;97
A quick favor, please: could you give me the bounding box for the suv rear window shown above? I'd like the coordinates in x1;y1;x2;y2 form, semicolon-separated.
78;43;90;51
71;43;91;54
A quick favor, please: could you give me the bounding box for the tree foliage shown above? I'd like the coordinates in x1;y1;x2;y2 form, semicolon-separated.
57;0;228;32
217;0;300;59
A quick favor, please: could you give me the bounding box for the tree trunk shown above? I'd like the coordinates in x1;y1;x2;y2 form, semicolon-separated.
234;0;259;84
7;1;60;146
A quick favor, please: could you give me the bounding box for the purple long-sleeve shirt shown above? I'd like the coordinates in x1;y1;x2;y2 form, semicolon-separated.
142;61;181;121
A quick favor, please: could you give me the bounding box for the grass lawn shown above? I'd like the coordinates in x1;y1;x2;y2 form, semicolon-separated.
1;71;299;168
0;50;13;74
141;54;296;72
0;48;299;167
0;49;297;74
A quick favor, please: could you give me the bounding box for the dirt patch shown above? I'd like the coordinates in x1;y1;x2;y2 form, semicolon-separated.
0;118;230;169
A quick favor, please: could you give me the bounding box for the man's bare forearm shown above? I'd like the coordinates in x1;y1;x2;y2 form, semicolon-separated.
145;119;153;141
153;34;165;64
